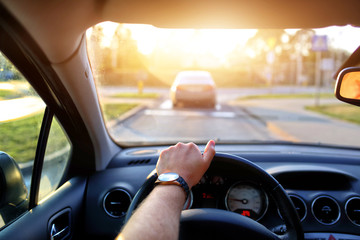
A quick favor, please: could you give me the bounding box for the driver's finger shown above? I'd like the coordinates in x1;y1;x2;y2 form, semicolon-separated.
203;140;216;163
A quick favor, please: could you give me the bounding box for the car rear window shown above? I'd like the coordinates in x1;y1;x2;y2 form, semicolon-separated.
177;77;215;85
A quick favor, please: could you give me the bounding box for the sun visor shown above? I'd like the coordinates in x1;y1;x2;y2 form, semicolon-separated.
102;0;360;29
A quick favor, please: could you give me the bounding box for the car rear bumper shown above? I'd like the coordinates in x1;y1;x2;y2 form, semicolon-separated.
171;90;216;107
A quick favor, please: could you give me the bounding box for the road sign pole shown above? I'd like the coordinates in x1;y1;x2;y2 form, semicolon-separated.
312;35;328;107
315;51;322;106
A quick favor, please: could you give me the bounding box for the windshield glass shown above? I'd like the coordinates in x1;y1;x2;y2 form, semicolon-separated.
86;23;360;148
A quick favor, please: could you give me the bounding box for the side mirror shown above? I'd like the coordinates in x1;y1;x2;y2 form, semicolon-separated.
0;152;28;226
335;67;360;107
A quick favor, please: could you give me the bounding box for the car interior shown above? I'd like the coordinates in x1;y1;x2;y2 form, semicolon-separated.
1;0;360;239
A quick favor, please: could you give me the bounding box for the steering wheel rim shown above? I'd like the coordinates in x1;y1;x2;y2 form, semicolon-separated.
125;152;304;240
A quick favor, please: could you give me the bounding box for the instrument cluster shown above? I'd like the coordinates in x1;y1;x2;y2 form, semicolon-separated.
184;174;269;222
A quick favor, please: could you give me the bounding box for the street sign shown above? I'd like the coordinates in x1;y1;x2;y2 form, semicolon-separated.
312;35;328;52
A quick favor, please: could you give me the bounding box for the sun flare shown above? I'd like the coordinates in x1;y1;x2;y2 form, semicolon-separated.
124;24;257;57
93;22;257;57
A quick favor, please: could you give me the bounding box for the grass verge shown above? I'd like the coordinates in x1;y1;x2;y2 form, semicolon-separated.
0;113;43;163
102;103;139;121
0;89;22;100
0;113;70;163
306;104;360;125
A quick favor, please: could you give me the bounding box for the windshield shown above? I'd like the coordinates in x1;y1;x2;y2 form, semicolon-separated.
86;23;360;148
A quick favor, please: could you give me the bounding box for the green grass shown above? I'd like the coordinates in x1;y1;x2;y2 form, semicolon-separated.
0;113;70;164
111;92;159;99
306;104;360;125
0;89;22;100
0;113;43;163
0;103;137;163
238;93;335;100
102;103;139;121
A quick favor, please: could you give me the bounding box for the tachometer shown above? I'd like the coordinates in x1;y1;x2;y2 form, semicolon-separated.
225;182;268;221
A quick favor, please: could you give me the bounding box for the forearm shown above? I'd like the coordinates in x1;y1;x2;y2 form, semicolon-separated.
117;185;186;240
118;141;215;240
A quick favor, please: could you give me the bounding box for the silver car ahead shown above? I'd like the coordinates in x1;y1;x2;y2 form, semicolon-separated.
170;71;216;108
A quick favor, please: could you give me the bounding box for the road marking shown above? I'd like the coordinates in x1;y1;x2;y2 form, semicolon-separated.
159;100;173;109
267;122;299;142
144;109;236;118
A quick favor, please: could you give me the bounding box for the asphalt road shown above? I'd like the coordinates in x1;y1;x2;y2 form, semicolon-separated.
109;93;360;148
111;102;275;143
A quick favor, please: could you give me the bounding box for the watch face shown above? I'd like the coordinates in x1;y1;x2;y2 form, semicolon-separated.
158;172;179;182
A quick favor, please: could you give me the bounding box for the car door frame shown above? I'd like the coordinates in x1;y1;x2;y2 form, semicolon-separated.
0;3;95;239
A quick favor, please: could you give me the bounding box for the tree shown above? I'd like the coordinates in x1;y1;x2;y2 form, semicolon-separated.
110;24;144;70
0;52;23;80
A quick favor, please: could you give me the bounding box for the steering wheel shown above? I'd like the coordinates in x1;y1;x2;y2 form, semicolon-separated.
125;153;304;240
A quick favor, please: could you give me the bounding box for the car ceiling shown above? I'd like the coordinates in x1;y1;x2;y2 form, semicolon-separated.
2;0;360;64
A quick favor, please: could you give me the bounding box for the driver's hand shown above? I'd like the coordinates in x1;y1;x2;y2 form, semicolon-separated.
156;140;216;189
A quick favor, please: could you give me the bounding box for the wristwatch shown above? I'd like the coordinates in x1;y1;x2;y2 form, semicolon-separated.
155;172;190;198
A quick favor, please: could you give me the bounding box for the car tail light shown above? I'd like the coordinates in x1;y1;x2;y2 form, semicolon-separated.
176;85;185;91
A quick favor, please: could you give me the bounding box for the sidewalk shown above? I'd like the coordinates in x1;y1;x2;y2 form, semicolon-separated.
0;97;45;122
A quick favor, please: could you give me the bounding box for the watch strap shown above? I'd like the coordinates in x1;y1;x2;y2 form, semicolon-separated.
155;173;190;198
176;175;190;198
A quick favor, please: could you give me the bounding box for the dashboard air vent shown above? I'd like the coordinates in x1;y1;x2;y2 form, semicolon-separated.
290;195;307;221
103;189;132;218
345;197;360;226
312;196;340;225
127;159;151;165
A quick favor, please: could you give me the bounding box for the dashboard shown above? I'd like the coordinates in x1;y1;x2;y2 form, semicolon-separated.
84;144;360;240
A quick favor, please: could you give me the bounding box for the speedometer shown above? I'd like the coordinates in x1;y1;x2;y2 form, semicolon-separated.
225;182;268;221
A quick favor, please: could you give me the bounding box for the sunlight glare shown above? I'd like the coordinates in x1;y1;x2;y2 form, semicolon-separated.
315;25;360;53
198;29;257;57
124;24;257;57
92;22;359;71
97;21;119;47
124;24;159;55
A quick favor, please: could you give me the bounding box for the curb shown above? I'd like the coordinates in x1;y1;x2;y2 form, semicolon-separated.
107;104;146;128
